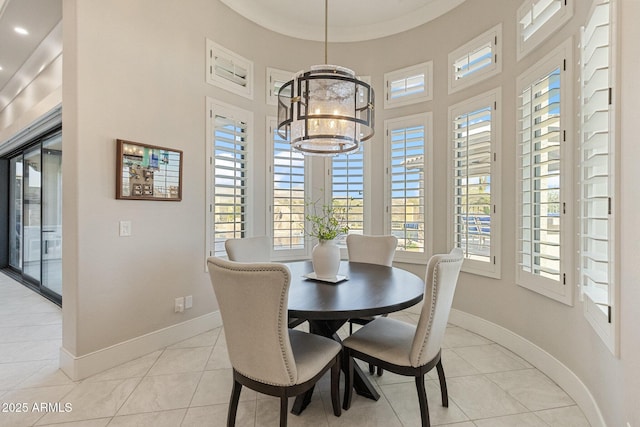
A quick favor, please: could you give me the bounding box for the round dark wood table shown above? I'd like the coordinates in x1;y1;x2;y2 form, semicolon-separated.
285;260;424;414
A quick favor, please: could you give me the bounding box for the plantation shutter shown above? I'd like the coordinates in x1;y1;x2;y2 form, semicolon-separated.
518;68;562;283
453;106;493;263
332;150;364;245
212;114;248;256
580;0;612;308
389;123;426;254
271;121;306;252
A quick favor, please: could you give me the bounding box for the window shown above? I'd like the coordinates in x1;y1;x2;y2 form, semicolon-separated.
579;0;617;353
385;113;432;264
384;62;433;109
206;99;253;258
516;39;573;305
331;148;366;247
449;25;502;94
449;89;501;278
206;39;254;99
267;117;308;260
517;0;574;60
266;67;293;106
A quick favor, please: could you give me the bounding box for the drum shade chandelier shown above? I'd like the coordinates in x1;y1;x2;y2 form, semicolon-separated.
276;0;375;156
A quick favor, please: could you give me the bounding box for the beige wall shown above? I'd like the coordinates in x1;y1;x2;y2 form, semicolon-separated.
0;0;634;425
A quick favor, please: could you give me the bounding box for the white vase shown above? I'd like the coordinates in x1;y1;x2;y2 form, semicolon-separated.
312;239;340;280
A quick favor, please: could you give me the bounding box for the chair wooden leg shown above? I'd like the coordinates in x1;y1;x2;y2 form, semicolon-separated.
330;354;342;416
436;359;448;407
228;379;242;427
376;366;384;376
342;350;354;410
415;375;431;427
280;396;288;427
369;363;375;374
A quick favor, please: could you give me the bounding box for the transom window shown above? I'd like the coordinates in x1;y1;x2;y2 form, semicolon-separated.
206;39;254;99
384;62;433;109
517;0;574;60
449;24;502;93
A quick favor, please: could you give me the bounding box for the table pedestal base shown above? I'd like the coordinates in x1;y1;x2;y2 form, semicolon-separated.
291;319;380;415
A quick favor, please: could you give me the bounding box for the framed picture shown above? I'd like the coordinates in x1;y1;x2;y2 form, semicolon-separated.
116;139;183;201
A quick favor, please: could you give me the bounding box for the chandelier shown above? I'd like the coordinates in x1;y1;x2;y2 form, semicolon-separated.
276;0;375;156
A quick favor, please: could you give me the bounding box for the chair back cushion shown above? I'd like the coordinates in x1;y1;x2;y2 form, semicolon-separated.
410;248;463;367
225;236;270;262
207;257;297;386
346;234;398;267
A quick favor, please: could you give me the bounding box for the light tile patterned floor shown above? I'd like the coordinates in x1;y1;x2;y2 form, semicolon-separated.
0;274;591;426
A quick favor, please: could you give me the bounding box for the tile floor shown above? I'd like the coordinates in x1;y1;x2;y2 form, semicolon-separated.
0;273;591;426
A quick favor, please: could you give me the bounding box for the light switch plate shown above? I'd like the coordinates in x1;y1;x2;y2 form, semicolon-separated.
119;221;132;237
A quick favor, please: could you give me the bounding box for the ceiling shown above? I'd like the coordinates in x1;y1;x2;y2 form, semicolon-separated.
0;0;463;112
0;0;62;111
219;0;465;42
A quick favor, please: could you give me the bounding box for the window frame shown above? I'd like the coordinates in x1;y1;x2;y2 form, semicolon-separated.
205;98;254;263
448;24;502;94
515;38;574;305
206;39;254;100
384;112;433;264
266;116;311;261
384;62;433;109
517;0;574;61
448;88;502;278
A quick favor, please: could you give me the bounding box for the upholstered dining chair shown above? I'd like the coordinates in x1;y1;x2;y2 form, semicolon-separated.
346;233;398;375
342;248;464;427
225;236;305;328
207;257;342;427
224;235;270;262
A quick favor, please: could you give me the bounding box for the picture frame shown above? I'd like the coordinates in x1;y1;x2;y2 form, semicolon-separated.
116;139;183;201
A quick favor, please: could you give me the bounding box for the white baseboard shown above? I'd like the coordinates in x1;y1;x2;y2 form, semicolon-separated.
60;311;221;381
448;309;606;427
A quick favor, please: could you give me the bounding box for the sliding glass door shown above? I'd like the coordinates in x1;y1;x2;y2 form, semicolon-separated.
23;145;42;283
41;134;63;296
4;130;62;303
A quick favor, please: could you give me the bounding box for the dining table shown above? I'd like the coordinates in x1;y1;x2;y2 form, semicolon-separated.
285;260;425;415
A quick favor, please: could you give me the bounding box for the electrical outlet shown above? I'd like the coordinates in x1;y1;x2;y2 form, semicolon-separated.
119;220;132;237
185;295;193;309
174;297;184;313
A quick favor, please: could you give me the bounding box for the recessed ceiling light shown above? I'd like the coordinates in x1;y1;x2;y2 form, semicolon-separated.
14;27;29;35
